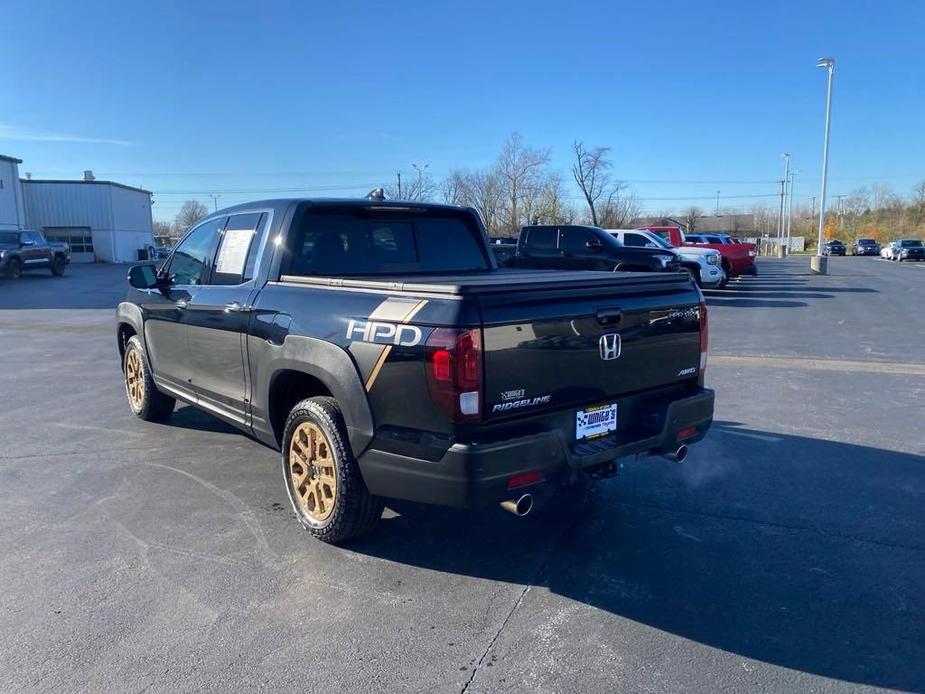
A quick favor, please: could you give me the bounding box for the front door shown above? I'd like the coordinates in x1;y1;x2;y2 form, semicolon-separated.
184;212;266;425
144;216;225;395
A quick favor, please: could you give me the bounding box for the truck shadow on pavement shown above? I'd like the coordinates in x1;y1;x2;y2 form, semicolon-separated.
348;425;925;692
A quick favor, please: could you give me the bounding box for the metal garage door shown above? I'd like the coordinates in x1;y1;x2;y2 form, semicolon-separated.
43;227;95;263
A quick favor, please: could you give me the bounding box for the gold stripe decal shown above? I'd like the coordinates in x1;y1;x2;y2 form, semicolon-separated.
363;300;429;392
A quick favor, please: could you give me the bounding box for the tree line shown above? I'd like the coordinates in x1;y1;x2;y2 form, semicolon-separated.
157;132;925;246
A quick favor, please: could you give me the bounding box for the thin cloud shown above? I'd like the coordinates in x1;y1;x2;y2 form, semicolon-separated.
0;123;133;147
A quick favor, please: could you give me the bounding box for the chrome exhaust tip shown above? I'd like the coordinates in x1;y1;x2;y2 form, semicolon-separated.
664;444;689;463
500;494;534;517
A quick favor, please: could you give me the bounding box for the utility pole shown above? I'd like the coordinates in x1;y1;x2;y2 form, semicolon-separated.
786;169;799;249
396;171;402;199
209;194;221;211
812;57;835;275
810;196;816;220
777;179;786;256
715;190;721;216
779;153;790;257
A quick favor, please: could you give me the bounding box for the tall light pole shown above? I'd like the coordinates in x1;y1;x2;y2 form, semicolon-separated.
411;162;428;201
778;153;790;257
209;194;221;212
812;57;835;274
786;169;799;249
715;190;721;216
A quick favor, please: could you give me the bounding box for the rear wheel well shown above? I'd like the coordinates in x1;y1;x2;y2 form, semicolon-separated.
614;264;648;273
268;370;333;446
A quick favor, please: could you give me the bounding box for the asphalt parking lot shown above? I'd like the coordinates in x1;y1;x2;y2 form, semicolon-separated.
1;256;924;693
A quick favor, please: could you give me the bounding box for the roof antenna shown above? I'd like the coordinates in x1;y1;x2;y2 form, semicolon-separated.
366;187;386;201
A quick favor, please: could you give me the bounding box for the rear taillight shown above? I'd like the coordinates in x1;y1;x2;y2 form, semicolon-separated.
699;302;708;372
425;327;482;421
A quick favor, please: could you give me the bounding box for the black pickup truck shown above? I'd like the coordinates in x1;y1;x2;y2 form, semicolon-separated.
498;224;683;273
117;199;713;543
0;229;70;278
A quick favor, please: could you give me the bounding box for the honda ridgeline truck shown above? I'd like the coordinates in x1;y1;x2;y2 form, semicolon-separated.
117;198;714;543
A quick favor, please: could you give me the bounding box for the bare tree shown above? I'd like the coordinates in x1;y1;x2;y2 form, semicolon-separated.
175;200;209;232
530;172;576;225
597;186;641;229
571;141;614;226
386;171;437;202
681;206;703;233
496;132;551;233
152;221;173;246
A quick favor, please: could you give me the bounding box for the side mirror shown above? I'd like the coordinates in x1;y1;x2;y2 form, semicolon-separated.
128;263;159;289
585;239;603;252
645;243;658;249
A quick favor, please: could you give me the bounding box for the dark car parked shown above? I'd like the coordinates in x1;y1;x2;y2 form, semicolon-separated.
0;229;70;279
852;238;880;256
508;225;683;273
823;239;847;256
891;238;925;262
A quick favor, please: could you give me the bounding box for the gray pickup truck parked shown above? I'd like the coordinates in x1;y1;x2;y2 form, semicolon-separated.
117;197;714;543
0;229;70;278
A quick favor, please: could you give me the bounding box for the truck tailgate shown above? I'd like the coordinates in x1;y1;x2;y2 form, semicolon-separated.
476;272;703;421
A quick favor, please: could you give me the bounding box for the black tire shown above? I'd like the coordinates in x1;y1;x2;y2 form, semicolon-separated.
50;254;66;276
897;256;903;262
282;397;384;544
123;335;175;421
7;257;22;279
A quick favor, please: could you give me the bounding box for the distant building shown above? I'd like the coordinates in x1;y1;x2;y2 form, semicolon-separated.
0;155;26;232
0;153;154;263
630;214;758;236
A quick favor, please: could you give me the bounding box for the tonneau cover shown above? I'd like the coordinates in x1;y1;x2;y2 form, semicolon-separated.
278;268;688;296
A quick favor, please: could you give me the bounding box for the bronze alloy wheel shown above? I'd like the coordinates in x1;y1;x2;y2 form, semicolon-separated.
289;422;338;522
125;348;144;410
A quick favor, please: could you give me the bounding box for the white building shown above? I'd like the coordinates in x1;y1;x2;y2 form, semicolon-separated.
0;155;26;231
0;153;155;263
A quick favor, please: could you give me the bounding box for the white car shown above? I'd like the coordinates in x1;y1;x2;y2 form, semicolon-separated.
607;229;725;288
881;242;896;259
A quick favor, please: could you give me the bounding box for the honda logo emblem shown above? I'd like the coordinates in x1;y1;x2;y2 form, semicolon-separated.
599;333;621;361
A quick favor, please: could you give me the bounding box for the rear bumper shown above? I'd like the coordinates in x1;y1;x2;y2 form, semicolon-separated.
358;388;715;507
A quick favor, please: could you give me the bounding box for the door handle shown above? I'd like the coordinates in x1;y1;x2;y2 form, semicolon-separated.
225;300;249;313
175;299;189;309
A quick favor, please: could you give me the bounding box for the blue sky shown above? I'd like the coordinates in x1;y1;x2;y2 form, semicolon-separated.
2;0;923;222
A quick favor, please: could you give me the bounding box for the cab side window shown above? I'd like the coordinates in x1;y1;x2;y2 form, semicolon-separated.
623;232;651;247
212;213;263;286
167;217;225;286
526;227;558;250
559;227;596;252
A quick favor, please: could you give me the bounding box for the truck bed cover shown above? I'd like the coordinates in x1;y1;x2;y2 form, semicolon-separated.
278;268;688;296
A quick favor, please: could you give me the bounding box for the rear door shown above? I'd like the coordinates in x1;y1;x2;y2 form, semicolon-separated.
184;212;269;424
478;279;703;420
516;227;561;269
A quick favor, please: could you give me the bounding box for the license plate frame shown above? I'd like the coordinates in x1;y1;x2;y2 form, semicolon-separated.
575;402;618;441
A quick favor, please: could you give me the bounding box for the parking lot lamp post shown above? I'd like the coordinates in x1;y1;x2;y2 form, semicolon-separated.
812;57;835;275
